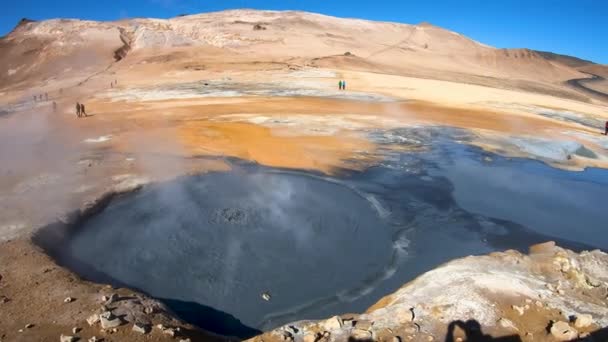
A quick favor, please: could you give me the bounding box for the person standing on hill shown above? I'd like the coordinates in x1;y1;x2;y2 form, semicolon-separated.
605;121;608;135
338;80;342;90
342;80;347;90
80;103;86;117
76;102;81;118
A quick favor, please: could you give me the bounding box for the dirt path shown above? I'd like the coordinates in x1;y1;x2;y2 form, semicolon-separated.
566;71;608;102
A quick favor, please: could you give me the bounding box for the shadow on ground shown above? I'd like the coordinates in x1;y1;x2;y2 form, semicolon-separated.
347;319;608;342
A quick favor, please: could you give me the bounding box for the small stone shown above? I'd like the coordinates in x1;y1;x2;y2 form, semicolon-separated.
354;320;372;331
179;339;192;342
86;314;100;326
279;331;294;342
574;314;594;329
99;311;122;329
303;334;316;342
535;301;543;308
18;329;23;333
101;295;109;302
0;296;9;303
25;324;34;329
498;318;518;331
512;305;525;316
351;329;372;340
132;322;150;334
105;293;118;305
162;327;176;337
88;337;102;342
455;338;463;342
155;324;165;330
391;336;401;342
404;326;417;335
322;316;343;330
72;327;80;334
64;297;74;303
550;321;578;341
427;336;434;341
60;335;78;342
144;306;154;314
262;292;271;301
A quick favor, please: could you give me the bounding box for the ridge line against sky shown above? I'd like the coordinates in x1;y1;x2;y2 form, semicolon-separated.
2;0;607;64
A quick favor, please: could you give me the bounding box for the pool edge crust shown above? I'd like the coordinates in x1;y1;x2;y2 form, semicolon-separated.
253;242;608;342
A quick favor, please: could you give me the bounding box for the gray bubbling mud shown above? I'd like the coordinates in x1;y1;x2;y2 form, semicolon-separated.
36;127;608;338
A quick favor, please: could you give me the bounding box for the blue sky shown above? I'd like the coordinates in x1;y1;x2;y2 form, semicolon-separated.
2;0;606;64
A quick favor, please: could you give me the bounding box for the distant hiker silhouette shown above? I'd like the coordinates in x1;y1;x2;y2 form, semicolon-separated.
76;102;81;117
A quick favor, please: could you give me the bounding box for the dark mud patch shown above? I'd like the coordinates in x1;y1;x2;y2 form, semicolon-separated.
33;127;608;338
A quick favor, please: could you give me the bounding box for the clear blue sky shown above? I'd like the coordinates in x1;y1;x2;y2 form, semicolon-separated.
2;0;607;64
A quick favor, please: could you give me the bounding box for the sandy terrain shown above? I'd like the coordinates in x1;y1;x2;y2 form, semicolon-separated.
1;9;608;342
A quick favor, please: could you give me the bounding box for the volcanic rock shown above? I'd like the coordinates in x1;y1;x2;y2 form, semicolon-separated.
60;335;78;342
86;314;100;326
99;311;122;329
574;314;594;329
322;316;343;330
132;322;150;334
550;321;578;341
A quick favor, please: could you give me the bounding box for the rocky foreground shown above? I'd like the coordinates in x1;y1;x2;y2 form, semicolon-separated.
1;239;607;342
252;242;608;342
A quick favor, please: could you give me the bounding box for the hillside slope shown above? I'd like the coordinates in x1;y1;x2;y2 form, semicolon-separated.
0;10;595;99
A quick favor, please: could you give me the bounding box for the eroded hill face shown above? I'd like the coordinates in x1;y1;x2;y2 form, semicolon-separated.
0;9;601;93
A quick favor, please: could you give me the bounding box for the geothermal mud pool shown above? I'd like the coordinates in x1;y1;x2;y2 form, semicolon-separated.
36;128;608;338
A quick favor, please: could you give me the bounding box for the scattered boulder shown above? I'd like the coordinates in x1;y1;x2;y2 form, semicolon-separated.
392;337;402;342
99;311;122;329
162;327;177;337
104;293;118;305
262;292;272;301
25;323;34;329
574;314;594;329
322;316;343;330
344;52;353;56
354;320;372;331
72;327;80;334
88;337;102;342
512;305;525;316
529;241;556;254
60;335;78;342
550;321;578;341
132;322;150;334
351;329;372;340
86;314;100;326
64;297;74;303
253;24;266;31
303;333;317;342
497;318;518;331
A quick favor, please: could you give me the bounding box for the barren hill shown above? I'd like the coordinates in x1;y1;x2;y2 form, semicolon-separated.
0;9;601;100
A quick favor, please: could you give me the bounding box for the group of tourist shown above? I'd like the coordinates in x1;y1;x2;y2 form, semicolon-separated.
75;102;87;118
